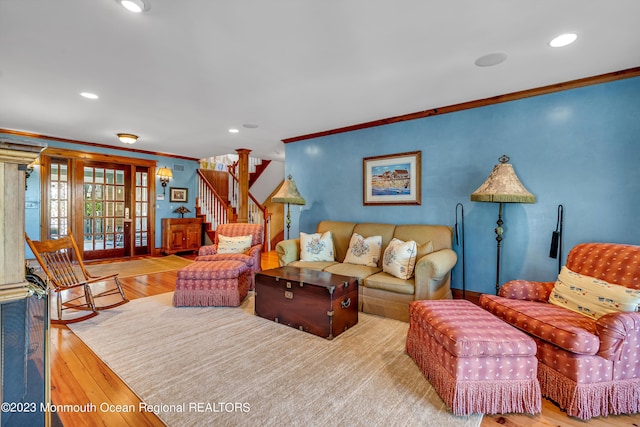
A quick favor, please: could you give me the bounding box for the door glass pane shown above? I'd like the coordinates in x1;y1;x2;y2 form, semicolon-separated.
59;182;68;200
95;168;104;184
106;218;114;233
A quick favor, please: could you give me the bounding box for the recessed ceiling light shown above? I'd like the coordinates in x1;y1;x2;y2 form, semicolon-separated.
474;52;508;67
116;0;150;13
80;92;99;99
549;33;577;48
229;128;239;133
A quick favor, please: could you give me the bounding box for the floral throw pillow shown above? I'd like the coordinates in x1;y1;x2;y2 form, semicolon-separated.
217;234;253;254
344;233;382;267
300;231;335;262
382;238;418;280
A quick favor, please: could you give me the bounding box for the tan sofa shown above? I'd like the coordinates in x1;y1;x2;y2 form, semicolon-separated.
275;220;457;321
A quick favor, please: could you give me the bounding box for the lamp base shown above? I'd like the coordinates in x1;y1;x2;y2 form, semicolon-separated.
494;202;504;295
285;203;291;240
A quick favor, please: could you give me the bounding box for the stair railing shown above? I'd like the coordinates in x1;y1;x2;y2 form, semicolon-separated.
196;170;234;229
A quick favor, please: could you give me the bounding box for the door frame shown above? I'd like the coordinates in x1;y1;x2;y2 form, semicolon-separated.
38;147;158;259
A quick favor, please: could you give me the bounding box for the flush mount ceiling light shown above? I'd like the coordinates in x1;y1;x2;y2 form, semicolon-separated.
229;128;239;133
117;133;138;144
116;0;150;13
549;33;577;47
80;92;99;99
474;52;508;67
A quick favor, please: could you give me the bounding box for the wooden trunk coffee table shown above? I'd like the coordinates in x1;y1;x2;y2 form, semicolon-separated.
255;266;358;340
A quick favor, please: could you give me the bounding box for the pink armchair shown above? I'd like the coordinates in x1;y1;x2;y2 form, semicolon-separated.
480;243;640;420
196;223;263;289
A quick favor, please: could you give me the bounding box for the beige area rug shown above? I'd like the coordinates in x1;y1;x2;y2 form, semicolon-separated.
84;255;193;278
69;293;482;427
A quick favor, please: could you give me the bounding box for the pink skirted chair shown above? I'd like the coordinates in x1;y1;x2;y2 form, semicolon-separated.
406;299;541;416
196;223;263;290
480;243;640;420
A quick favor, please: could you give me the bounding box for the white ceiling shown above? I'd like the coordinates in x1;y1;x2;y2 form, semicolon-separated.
1;1;639;161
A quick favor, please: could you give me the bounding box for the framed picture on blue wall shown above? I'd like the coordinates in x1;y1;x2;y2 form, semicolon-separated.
169;187;188;202
363;151;421;205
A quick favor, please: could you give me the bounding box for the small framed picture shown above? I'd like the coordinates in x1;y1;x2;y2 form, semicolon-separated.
169;187;188;203
363;151;421;205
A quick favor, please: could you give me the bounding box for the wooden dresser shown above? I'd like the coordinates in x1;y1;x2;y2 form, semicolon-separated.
161;217;203;255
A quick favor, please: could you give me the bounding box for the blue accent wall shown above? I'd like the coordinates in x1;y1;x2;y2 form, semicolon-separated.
0;133;200;257
283;77;640;295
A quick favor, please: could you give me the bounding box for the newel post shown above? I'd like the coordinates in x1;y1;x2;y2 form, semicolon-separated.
235;148;251;223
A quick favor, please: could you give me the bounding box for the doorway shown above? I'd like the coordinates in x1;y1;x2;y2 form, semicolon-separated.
40;149;157;260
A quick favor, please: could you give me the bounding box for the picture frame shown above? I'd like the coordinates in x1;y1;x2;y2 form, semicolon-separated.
363;151;421;205
169;187;188;203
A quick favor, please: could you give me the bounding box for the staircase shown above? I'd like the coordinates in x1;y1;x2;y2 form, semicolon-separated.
195;154;276;250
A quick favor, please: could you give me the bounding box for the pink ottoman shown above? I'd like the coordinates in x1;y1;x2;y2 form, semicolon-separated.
173;260;250;307
406;299;541;416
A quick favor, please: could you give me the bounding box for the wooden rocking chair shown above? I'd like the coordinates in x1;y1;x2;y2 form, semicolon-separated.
25;231;129;324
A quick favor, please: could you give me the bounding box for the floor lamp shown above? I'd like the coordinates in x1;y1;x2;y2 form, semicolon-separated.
272;175;306;240
470;155;535;294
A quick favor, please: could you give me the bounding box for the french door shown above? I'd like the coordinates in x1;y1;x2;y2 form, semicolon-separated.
81;162;129;259
41;149;156;260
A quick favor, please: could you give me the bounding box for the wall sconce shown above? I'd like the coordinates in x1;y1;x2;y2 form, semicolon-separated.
156;166;173;195
117;133;138;144
22;158;39;190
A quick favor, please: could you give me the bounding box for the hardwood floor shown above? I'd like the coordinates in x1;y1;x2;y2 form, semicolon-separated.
50;251;639;426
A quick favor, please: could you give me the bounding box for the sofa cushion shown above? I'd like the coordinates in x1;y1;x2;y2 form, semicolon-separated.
416;240;434;260
364;272;415;295
217;234;252;254
316;221;356;263
382;238;417;279
393;224;452;252
288;260;338;271
480;294;599;355
300;231;335;262
549;266;640;319
343;233;382;267
324;263;381;282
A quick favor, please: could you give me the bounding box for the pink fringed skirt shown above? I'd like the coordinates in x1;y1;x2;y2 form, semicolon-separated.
173;260;250;307
406;299;541;416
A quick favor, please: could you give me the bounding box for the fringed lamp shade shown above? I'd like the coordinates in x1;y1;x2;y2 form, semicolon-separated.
272;175;306;239
470;156;535;203
272;175;306;205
